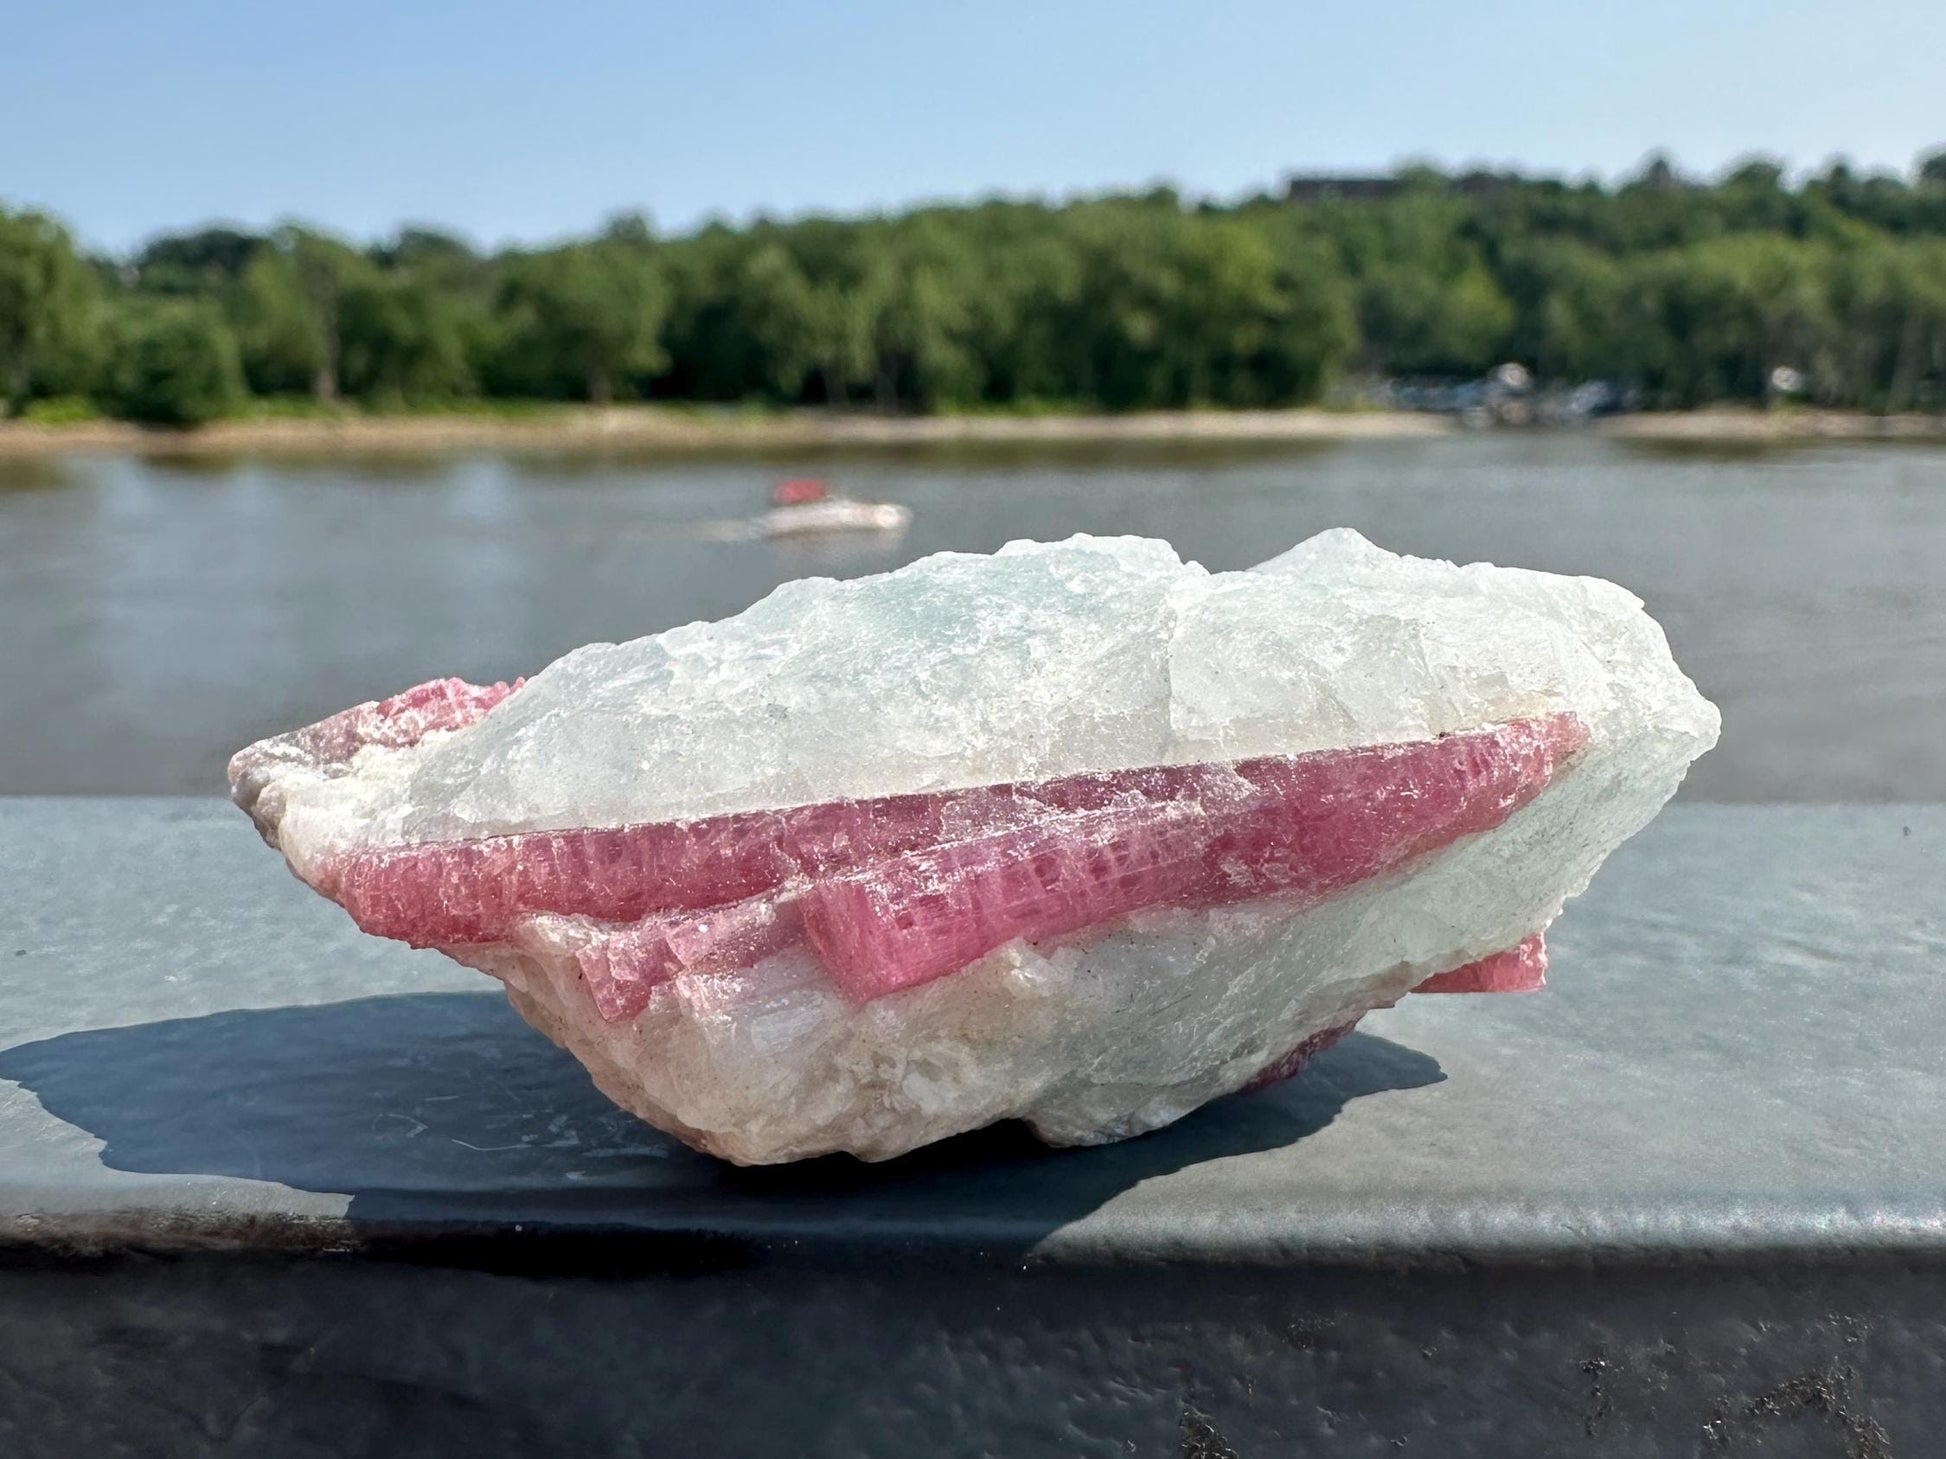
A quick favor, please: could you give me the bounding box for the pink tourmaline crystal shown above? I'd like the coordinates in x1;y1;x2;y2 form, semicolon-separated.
1415;934;1550;994
327;715;1582;1009
797;718;1583;999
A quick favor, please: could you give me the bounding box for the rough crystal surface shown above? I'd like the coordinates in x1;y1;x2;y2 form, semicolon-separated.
230;531;1718;1163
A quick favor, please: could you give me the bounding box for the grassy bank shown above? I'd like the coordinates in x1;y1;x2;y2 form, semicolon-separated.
0;405;1458;458
4;404;1944;459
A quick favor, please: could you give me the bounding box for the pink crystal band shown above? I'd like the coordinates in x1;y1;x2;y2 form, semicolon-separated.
320;697;1585;1015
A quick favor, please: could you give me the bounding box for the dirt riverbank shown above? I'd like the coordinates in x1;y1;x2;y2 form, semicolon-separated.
1596;407;1946;443
0;406;1455;458
4;404;1942;458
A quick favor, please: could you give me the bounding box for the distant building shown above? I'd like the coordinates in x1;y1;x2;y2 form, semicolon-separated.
1282;175;1402;204
1282;171;1519;205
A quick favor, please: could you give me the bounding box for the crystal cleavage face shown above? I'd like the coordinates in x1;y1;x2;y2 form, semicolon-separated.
230;531;1719;1164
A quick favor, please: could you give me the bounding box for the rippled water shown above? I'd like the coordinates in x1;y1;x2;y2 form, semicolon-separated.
4;434;1942;799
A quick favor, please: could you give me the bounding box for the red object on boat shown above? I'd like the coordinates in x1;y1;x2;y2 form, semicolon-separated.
771;477;830;506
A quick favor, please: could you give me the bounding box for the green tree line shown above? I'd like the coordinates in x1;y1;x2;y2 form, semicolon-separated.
4;153;1946;427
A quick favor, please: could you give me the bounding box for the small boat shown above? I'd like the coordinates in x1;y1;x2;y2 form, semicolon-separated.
758;479;912;538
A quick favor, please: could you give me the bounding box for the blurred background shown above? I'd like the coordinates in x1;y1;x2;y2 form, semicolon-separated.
3;0;1943;801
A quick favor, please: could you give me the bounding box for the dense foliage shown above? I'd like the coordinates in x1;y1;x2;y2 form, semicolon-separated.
5;155;1946;424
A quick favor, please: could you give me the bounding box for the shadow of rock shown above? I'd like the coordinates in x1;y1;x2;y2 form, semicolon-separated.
0;992;1443;1255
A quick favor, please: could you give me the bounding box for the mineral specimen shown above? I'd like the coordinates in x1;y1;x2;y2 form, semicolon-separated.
230;530;1718;1163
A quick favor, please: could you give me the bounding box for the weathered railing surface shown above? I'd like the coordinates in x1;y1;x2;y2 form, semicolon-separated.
2;800;1942;1457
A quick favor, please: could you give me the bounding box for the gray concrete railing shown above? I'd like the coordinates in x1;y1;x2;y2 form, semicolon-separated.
2;800;1942;1457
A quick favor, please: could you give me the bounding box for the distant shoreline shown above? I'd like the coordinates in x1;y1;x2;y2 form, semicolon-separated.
1;404;1942;458
1597;407;1946;443
0;406;1453;458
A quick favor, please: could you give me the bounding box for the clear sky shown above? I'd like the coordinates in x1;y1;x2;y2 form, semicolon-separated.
8;0;1944;253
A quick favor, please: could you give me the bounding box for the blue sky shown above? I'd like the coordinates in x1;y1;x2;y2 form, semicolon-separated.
8;0;1944;253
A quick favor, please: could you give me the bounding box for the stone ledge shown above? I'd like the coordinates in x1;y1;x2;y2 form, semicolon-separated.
2;800;1942;1455
4;800;1942;1267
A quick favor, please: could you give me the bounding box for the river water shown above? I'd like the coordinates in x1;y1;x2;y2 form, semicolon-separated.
3;434;1941;800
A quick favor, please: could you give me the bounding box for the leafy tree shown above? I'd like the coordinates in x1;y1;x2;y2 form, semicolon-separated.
1257;227;1357;402
106;299;243;426
1514;243;1637;380
1716;158;1795;234
236;248;325;398
0;208;94;414
1610;238;1834;405
232;226;366;402
1827;240;1946;408
796;232;882;407
495;239;668;402
369;227;479;273
338;270;475;404
949;203;1085;405
730;242;824;400
1357;258;1514;376
135;228;265;293
651;225;762;401
857;217;984;409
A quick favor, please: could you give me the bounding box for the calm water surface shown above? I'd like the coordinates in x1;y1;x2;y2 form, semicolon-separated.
3;434;1942;799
